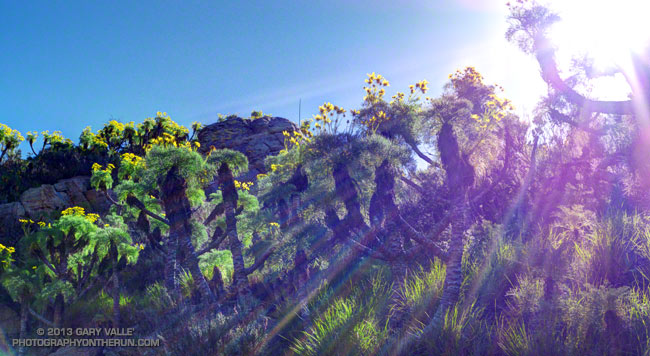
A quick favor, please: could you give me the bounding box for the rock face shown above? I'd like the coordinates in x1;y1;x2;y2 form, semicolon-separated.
20;184;68;219
198;116;297;181
0;176;110;242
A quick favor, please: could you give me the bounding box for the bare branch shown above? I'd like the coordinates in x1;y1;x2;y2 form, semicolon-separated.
205;202;225;225
197;227;227;256
400;176;425;193
349;238;389;261
29;307;55;327
126;194;170;225
398;215;449;261
534;36;633;115
244;246;276;275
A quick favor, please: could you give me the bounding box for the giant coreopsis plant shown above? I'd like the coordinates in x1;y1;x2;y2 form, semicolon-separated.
92;141;216;303
4;207;140;334
92;124;273;303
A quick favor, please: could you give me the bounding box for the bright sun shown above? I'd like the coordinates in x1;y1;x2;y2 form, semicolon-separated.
546;0;650;100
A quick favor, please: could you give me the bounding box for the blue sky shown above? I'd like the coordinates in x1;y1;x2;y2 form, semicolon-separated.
1;0;545;153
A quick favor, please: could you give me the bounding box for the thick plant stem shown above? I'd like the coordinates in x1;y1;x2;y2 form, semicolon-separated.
18;301;28;356
181;234;216;303
164;230;179;300
161;165;215;303
218;163;250;295
112;270;120;328
430;199;467;327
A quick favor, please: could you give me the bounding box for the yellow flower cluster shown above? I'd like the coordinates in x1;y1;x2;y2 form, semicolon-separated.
19;219;52;229
0;243;16;254
150;132;179;146
390;92;406;104
133;243;145;250
485;93;514;112
282;126;312;149
449;66;484;87
93;135;109;149
121;152;143;164
365;72;390;87
61;206;86;216
0;124;25;148
233;180;254;191
61;207;100;223
360;110;390;134
26;131;38;143
92;163;115;173
269;222;280;228
412;80;429;94
363;72;390;104
42;130;65;145
119;152;146;179
472;93;514;129
106;120;126;133
148;135;199;153
312;102;346;134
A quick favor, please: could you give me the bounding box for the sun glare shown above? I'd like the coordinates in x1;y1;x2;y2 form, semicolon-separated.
547;0;650;99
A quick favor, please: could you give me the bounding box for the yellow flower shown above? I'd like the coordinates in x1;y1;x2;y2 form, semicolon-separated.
269;222;280;228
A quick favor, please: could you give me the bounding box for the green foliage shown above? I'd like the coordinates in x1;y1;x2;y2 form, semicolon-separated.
142;282;177;313
418;302;492;356
0;123;24;162
290;273;392;356
395;259;446;318
199;250;234;285
250;110;270;120
143;145;207;190
207;148;249;175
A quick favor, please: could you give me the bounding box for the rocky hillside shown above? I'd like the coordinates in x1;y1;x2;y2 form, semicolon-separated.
0;116;296;241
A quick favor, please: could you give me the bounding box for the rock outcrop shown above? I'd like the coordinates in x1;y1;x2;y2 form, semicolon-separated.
198;116;297;181
0;176;110;242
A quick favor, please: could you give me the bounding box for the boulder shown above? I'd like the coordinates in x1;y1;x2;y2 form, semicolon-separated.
54;176;91;207
198;116;297;181
84;189;112;213
20;185;67;220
